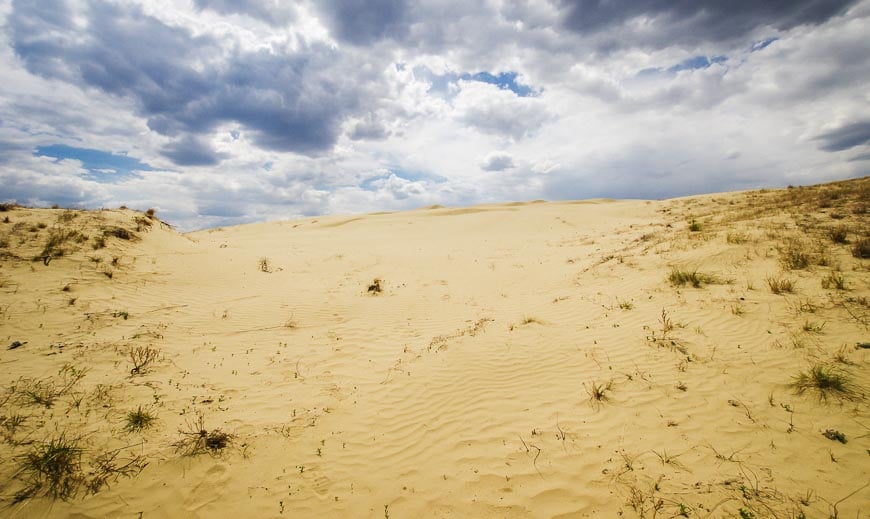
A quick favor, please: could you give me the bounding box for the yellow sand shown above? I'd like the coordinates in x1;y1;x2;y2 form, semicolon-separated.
0;178;868;517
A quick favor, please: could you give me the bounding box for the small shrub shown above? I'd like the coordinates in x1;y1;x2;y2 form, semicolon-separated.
174;414;233;456
368;278;382;293
828;226;849;244
104;227;133;240
688;219;702;232
92;236;106;249
129;346;160;375
145;208;155;219
124;406;156;432
766;276;794;294
852;237;870;259
822;429;846;443
259;257;272;273
0;203;15;211
791;364;859;402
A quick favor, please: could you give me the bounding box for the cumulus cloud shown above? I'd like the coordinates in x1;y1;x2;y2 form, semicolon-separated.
0;0;867;230
480;153;516;171
192;0;296;26
454;81;551;140
8;0;383;161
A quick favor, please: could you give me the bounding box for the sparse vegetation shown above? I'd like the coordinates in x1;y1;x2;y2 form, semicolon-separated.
766;276;795;294
104;227;133;240
726;231;749;244
14;434;84;501
791;364;859;402
688;219;702;232
124;406;157;432
174;414;233;456
668;268;720;288
36;229;87;263
821;271;847;290
586;380;613;404
780;240;811;270
802;320;825;333
259;257;272;273
828;225;849;243
822;429;846;443
852;237;870;259
368;278;382;293
129;346;160;375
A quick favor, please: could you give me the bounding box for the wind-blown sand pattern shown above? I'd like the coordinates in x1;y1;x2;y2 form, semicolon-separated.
1;178;868;517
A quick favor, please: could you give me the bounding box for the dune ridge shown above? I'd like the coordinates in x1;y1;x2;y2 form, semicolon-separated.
0;178;868;517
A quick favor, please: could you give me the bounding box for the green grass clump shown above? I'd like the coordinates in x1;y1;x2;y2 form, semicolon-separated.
124;406;156;432
791;364;859;402
15;434;84;501
668;268;720;288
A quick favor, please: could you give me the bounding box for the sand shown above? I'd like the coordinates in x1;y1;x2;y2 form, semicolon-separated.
0;178;868;518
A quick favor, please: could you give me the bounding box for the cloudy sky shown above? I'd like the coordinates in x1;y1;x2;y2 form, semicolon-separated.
1;0;868;230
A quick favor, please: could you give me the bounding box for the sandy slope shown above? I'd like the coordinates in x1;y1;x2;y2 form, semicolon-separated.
0;179;868;518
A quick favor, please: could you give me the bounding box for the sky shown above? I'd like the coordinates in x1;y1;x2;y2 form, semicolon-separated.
0;0;868;231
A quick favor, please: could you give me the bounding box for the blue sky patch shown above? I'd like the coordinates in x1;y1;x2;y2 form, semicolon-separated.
638;55;728;77
360;168;447;191
35;144;152;179
414;66;537;97
751;37;778;52
459;71;536;97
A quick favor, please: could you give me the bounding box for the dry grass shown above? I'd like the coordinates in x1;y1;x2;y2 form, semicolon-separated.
668;268;722;288
766;276;795;294
174;414;233;456
791;364;860;402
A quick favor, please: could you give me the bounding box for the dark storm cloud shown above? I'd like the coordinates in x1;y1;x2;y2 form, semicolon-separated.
192;0;296;26
161;136;225;167
558;0;859;47
814;121;870;152
8;0;376;163
315;0;409;45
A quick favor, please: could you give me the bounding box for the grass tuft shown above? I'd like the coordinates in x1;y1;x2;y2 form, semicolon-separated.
668;268;720;288
852;237;870;259
15;434;84;501
766;276;794;294
791;364;860;402
124;406;157;432
821;271;847;290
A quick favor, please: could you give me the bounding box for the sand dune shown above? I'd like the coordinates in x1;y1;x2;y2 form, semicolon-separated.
1;179;868;517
